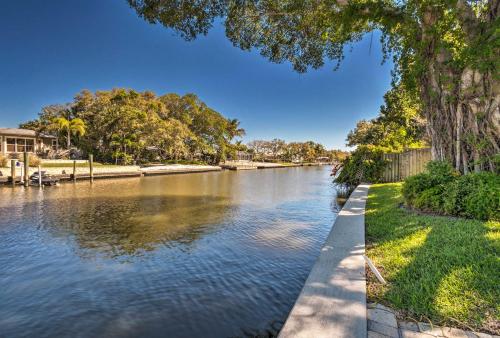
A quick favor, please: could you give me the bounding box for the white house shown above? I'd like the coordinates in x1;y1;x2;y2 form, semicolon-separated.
0;128;58;156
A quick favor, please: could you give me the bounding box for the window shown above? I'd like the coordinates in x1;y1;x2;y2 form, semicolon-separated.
52;139;57;150
4;138;36;153
7;138;15;152
17;138;26;152
26;139;34;152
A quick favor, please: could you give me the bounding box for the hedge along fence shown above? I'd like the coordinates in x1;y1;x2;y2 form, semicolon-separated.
382;148;432;182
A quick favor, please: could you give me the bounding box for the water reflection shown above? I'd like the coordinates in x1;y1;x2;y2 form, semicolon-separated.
42;194;233;257
0;167;338;338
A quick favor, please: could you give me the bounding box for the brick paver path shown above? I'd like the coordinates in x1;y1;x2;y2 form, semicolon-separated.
367;303;498;338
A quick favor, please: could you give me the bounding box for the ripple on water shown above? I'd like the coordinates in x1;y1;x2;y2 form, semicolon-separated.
0;167;339;338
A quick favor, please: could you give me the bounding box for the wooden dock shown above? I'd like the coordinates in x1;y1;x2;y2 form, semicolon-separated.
142;167;222;176
0;167;222;185
220;164;257;170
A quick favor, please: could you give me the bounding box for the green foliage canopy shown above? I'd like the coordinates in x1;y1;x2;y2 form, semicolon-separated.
128;0;500;173
346;84;427;152
22;88;245;164
246;138;347;162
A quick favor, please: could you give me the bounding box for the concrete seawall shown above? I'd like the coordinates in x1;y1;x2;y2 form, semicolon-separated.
279;183;370;338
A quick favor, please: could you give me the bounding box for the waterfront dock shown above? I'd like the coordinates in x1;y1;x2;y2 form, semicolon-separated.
279;183;370;338
220;164;257;170
0;164;222;185
142;166;222;176
0;161;326;186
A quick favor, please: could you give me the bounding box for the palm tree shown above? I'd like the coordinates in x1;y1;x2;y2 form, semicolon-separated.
226;118;245;141
51;117;86;149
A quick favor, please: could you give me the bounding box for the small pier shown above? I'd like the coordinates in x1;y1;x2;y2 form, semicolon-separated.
142;166;221;176
220;164;257;170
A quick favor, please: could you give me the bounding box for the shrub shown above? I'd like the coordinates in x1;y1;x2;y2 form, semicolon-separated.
402;160;457;207
425;160;457;180
401;173;434;205
28;154;41;167
403;160;499;220
0;155;7;167
5;153;41;167
334;145;387;186
444;172;500;220
413;185;446;211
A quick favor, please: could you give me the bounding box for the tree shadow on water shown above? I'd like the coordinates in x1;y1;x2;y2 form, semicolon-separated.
12;194;235;258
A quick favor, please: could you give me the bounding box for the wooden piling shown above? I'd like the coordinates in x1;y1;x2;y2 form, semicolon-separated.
89;154;94;182
38;165;42;187
72;160;77;182
10;159;16;186
23;152;29;187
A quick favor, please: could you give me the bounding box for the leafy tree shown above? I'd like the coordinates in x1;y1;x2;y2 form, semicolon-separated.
268;138;286;159
23;88;243;164
247;140;270;161
247;139;345;163
50;117;86;149
128;0;499;173
19;119;43;131
334;145;387;186
347;84;426;152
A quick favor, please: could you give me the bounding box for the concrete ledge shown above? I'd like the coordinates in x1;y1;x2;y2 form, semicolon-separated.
279;183;370;338
142;167;222;176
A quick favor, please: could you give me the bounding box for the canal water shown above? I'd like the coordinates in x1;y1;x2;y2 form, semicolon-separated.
0;166;340;338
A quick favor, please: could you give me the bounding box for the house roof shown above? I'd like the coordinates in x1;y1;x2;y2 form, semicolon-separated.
0;128;57;139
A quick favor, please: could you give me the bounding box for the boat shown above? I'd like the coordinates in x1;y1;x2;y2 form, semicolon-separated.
30;171;60;186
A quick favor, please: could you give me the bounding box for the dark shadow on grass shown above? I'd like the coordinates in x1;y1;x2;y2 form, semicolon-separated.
366;184;499;333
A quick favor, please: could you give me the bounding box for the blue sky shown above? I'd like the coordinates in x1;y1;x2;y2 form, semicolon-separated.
0;0;393;150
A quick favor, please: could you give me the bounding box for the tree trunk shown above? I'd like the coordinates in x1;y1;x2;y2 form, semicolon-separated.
420;9;499;174
67;129;71;149
422;64;499;174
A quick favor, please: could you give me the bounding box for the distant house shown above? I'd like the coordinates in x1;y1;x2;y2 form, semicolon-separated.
316;156;331;163
0;128;58;156
234;151;253;161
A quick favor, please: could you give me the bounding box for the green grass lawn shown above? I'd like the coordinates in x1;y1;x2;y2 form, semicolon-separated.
366;183;499;333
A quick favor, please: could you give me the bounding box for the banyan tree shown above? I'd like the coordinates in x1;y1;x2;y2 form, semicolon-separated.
128;0;500;173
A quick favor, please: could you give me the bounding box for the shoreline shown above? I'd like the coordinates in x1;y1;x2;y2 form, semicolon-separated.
0;162;331;186
279;183;369;338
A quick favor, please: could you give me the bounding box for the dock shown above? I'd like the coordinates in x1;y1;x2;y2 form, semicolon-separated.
142;167;221;176
1;166;222;185
220;164;257;170
279;183;369;338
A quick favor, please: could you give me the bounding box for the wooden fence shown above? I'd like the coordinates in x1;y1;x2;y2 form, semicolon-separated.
382;148;432;182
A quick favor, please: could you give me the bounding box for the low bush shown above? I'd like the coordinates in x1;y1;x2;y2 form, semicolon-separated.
444;172;499;220
413;185;446;211
401;173;434;204
0;155;7;167
5;153;42;167
28;154;41;167
403;160;499;220
334;145;387;186
402;161;457;208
